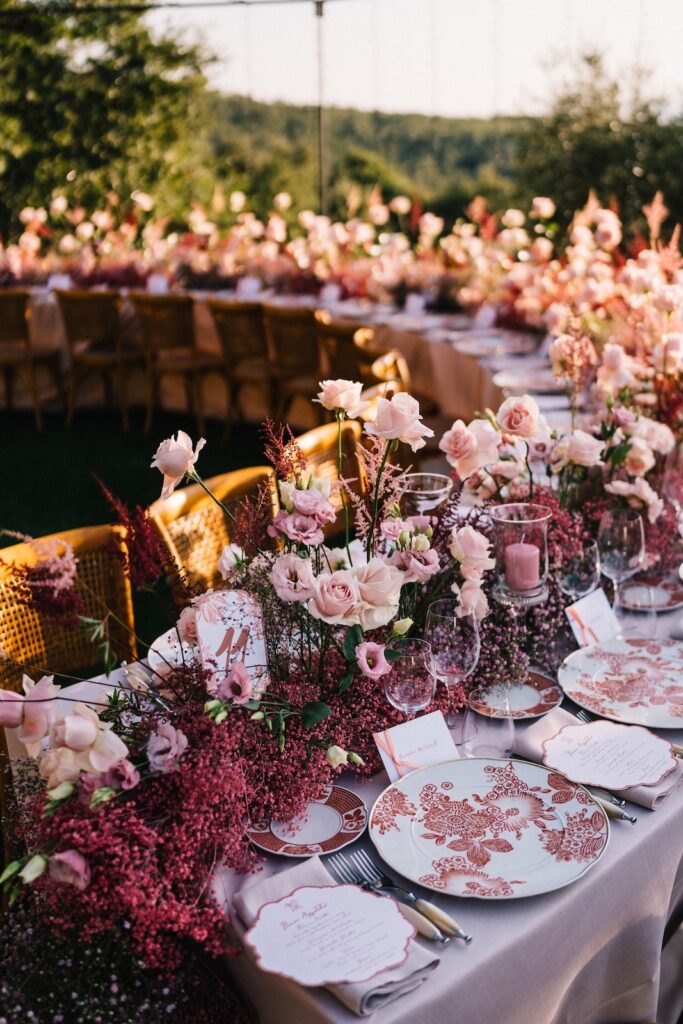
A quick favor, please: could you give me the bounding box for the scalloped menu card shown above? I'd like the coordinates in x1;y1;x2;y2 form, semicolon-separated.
542;719;677;790
195;589;270;695
244;884;415;987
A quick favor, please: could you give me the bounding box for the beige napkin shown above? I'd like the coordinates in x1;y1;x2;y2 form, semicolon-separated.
233;856;440;1017
514;707;683;810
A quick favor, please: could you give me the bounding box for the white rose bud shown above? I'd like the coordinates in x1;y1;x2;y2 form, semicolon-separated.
392;618;413;637
348;752;365;766
19;854;48;884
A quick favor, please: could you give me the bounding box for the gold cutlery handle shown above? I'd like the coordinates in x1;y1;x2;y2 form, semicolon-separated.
398;903;449;943
415;899;472;943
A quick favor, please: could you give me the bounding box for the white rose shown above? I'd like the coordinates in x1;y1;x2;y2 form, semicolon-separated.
315;379;369;418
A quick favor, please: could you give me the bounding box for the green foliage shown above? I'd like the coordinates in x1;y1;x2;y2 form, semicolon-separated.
0;0;207;237
516;52;683;231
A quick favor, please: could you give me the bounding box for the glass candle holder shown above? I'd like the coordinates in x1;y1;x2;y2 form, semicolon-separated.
489;502;552;609
401;473;453;518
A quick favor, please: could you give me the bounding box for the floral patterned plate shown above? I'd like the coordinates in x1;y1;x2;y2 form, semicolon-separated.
248;786;368;858
369;759;608;900
558;638;683;728
469;671;562;720
620;573;683;613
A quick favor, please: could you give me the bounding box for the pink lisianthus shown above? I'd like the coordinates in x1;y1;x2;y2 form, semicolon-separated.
290;487;337;525
146;722;188;773
217;543;245;579
448;525;495;580
355;641;392;680
49;849;91;891
496;394;540;439
352;557;403;629
0;689;24;729
9;674;61;757
388;547;440;584
151;431;206;500
380;517;409;542
452;579;489;621
269;553;316;602
216;661;253;705
605;478;663;523
176;605;198;643
267;510;325;547
308;570;361;626
364;392;434;451
101;758;141;791
315;379;370;418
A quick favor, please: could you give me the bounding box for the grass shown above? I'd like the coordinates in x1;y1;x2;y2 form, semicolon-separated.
0;409;264;543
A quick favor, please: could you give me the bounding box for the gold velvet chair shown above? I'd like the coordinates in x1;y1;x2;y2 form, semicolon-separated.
129;293;224;434
0;289;63;429
148;466;278;603
56;289;140;430
262;304;323;421
206;298;271;424
0;524;137;693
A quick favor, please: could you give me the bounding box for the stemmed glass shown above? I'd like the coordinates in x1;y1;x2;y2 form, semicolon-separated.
383;638;436;720
663;442;683;580
424;600;480;729
559;539;601;601
597;509;645;626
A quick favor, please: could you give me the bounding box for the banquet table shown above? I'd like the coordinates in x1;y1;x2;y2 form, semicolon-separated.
19;607;683;1024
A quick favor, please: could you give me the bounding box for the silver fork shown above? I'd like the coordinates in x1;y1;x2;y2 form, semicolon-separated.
348;848;471;943
327;853;451;944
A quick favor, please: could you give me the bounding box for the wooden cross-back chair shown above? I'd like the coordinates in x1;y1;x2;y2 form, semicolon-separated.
148;466;278;604
56;289;140;430
0;289;63;429
294;420;366;540
314;310;375;385
129;293;224;434
262;304;323;422
206;298;271;424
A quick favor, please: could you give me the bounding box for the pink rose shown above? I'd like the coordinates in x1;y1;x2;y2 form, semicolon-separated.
51;711;98;752
364;393;434;452
624;436;655;477
566;430;604;468
531;197;555;219
151;431;206;500
633;417;675;455
49;849;91;891
146;722;188;773
291;488;337;525
388;548;440;584
451;418;501;479
315;379;369;418
101;758;140;791
176;606;198;643
39;747;80;789
216;661;253;705
269;553;316;603
452;579;489;621
613;405;637;430
496;395;540;439
596;345;637;396
355;641;392;680
439;420;477;468
605;479;663;523
268;510;325;547
308;570;361;626
448;525;495;580
352;557;403;629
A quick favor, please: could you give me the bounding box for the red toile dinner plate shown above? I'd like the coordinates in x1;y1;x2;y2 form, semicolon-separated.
247;785;368;858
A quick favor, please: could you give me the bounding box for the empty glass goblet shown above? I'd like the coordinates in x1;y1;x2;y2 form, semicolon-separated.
462;688;515;759
559;539;601;601
597;508;645;622
383;638;435;720
424;600;480;728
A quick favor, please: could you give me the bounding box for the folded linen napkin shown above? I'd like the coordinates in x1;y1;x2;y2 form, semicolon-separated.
514;707;683;810
233;856;440;1017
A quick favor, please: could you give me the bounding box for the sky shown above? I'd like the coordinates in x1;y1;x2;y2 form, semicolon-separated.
147;0;683;119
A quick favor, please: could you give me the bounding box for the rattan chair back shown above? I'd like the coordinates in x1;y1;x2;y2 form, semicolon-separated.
148;467;278;601
263;304;319;377
0;525;136;693
55;290;121;356
314;310;370;381
207;299;268;365
0;290;31;347
130;293;195;354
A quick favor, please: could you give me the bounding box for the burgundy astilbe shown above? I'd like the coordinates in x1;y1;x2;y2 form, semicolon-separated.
230;480;274;557
96;477;170;590
1;530;85;627
261;418;306;482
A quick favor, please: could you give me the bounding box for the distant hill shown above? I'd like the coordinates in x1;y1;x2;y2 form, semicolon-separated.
199;93;529;219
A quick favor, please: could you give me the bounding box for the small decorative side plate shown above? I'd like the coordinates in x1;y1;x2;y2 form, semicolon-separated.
542;720;677;791
147;628;198;673
468;671;562;720
620;573;683;613
247;786;368;857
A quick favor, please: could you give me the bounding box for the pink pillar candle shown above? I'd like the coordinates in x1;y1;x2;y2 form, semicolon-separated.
504;542;540;590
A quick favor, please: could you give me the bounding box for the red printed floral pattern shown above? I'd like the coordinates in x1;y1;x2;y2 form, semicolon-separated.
568;643;683;721
371;788;417;835
418;855;525;897
539;808;607;863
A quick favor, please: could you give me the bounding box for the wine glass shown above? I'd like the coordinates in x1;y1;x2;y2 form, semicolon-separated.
559;539;601;601
424;600;480;728
462;690;516;759
383;638;436;719
597;508;645;626
663;442;683;580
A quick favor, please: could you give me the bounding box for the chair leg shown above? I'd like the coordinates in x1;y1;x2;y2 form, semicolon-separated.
4;368;14;412
144;364;156;433
193;373;206;436
66;365;77;425
117;364;129;432
26;361;43;430
102;370;113;409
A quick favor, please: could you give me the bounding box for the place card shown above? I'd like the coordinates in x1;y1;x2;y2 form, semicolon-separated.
373;711;456;784
565;588;619;647
244;884;414;987
195;589;270;696
542;719;677;790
